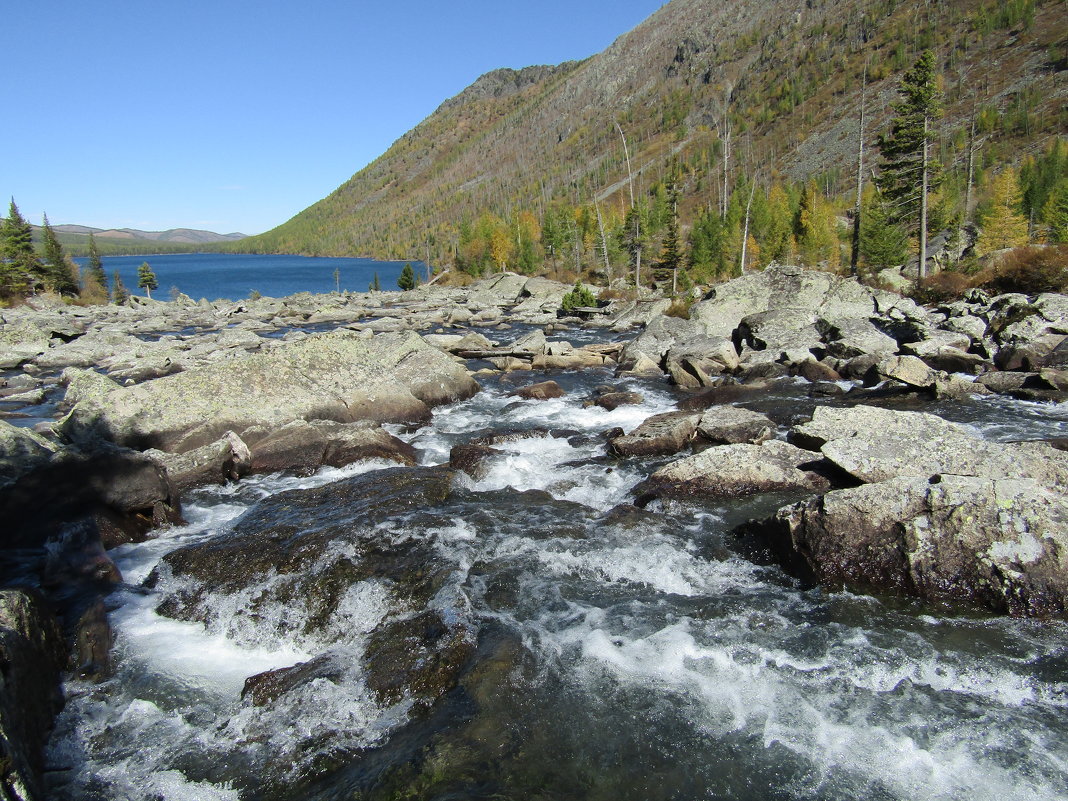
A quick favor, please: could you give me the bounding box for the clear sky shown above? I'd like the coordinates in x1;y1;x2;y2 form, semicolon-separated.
3;0;665;235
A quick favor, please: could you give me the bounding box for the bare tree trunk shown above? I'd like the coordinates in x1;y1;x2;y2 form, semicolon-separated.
740;179;756;274
851;63;867;276
595;202;612;283
616;123;635;210
919;115;929;280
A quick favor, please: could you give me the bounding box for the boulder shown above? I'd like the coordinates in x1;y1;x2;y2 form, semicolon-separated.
867;355;936;388
818;317;899;360
607;411;701;457
696;406;776;445
248;420;418;475
145;431;253;492
0;590;66;801
789;405;1068;486
0;321;53;369
59;330;479;453
636;440;831;500
511;381;566;401
449;444;501;479
586;391;644;411
0;420;56;490
742;475;1068;617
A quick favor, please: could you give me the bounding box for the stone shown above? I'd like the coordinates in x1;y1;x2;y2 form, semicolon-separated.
586;391;644;411
0;590;66;801
60;330;479;453
868;355;936;388
145;431;253;492
742;475;1068;616
696;406;776;445
607;411;701;457
636;440;831;500
248;420;418;475
511;380;566;400
0;420;57;490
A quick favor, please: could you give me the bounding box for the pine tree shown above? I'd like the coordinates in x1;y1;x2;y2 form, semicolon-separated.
111;270;129;304
86;231;106;288
41;214;79;296
976;169;1030;254
1;198;38;297
652;177;682;293
370;272;381;292
860;188;910;272
1042;182;1068;244
876;51;943;278
137;261;158;298
397;262;416;290
759;184;794;263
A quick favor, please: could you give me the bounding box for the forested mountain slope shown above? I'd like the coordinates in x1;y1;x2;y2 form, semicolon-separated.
231;0;1067;265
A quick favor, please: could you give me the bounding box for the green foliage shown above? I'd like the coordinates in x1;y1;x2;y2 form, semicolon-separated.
560;281;596;312
0;199;38;298
137;261;158;297
86;232;107;291
111;270;129;304
876;51;943;236
860;189;910;271
370;272;382;292
397;262;417;290
796;183;840;268
976;169;1030;254
249;289;262;300
40;215;79;296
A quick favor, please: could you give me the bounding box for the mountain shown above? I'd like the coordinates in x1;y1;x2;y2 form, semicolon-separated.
231;0;1067;263
44;225;247;256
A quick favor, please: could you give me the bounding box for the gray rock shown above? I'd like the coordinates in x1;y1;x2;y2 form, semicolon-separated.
869;355;936;388
745;475;1068;616
0;421;57;490
511;380;566;400
248;420;418;475
0;589;66;801
696;406;776;445
637;439;830;500
60;330;478;453
818;317;899;360
146;431;252;492
608;411;701;456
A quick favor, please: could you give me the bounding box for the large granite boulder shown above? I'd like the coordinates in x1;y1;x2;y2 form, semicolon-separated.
607;411;701;457
741;405;1068;616
59;330;479;453
0;590;66;801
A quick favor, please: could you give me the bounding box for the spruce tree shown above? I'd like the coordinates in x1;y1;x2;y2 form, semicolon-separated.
860;189;910;272
976;169;1030;254
137;261;158;298
86;232;107;290
653;177;682;293
112;270;129;304
1;198;38;297
876;51;943;278
397;262;416;290
41;214;79;296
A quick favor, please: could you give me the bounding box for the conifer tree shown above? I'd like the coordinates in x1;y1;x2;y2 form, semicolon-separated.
877;51;943;278
137;261;158;298
1043;183;1068;244
1;199;38;296
976;169;1030;254
397;262;416;290
86;231;106;289
760;184;794;263
41;214;79;296
111;270;129;304
860;188;910;272
653;177;683;293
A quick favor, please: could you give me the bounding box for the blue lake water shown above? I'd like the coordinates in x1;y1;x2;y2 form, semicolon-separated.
71;253;426;302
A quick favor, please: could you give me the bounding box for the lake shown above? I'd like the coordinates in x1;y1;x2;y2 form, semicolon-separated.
71;253;426;302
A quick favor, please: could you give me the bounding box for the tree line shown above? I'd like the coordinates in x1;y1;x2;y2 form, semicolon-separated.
0;199;158;305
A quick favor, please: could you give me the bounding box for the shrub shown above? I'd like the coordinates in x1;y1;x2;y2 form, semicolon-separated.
978;245;1068;294
665;298;692;319
561;281;596;312
910;270;975;304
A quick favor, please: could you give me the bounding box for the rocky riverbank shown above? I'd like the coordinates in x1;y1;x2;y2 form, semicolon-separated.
3;264;1068;798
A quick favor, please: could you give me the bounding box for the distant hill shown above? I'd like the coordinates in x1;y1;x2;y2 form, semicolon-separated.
41;225;247;256
229;0;1067;263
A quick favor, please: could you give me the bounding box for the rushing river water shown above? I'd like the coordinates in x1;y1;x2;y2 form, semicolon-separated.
43;359;1068;800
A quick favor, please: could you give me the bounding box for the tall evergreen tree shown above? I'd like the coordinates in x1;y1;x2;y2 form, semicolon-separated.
137;261;158;298
1;198;38;296
86;231;106;289
876;51;943;278
653;177;683;293
797;183;840;269
111;270;129;304
860;188;910;272
397;262;416;290
41;214;79;296
1042;182;1068;244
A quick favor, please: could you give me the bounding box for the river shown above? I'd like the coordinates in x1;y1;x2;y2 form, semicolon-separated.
42;342;1068;800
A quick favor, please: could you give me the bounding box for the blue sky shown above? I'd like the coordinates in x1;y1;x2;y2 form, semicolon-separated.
3;0;664;235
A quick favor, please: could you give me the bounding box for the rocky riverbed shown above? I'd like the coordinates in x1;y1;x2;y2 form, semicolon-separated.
2;265;1068;800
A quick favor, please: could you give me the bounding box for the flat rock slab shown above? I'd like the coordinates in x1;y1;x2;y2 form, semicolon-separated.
60;330;479;453
697;406;776;445
637;440;831;500
790;405;1068;486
